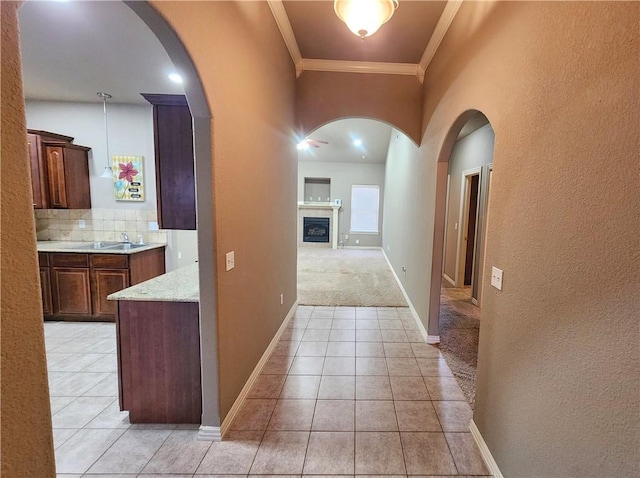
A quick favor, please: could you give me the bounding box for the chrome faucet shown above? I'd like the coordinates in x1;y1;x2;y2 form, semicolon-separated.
121;232;130;243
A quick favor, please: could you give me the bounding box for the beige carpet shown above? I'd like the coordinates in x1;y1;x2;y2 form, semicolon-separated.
297;248;408;307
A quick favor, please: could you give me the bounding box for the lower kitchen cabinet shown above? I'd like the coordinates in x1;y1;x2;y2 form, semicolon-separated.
51;267;92;315
91;269;129;317
38;247;165;322
38;253;53;316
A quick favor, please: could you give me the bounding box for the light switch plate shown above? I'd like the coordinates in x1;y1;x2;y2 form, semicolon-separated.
225;251;235;271
491;266;503;290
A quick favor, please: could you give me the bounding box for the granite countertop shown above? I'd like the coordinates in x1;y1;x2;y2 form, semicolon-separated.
37;240;166;255
108;262;199;303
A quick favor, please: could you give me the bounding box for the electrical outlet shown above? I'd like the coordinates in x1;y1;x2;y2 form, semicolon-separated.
355;239;360;245
148;221;159;231
491;266;503;290
178;252;182;259
225;251;235;271
280;293;284;305
78;219;85;229
345;234;349;240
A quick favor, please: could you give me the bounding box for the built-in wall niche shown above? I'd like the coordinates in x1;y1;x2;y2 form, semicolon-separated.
304;177;331;203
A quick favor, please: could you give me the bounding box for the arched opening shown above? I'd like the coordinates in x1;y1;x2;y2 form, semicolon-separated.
17;0;219;450
429;110;495;407
296;117;418;307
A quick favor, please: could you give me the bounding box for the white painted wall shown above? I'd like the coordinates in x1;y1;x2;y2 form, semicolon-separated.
25;100;157;210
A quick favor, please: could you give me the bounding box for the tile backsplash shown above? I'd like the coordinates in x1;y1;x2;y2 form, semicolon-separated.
34;209;168;244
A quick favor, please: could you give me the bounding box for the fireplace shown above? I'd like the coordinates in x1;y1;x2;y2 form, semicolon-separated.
303;217;330;243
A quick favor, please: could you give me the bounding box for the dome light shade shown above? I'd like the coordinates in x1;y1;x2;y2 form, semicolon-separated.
334;0;398;39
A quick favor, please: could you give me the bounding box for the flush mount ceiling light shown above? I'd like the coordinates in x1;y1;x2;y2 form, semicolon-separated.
97;92;114;179
334;0;399;39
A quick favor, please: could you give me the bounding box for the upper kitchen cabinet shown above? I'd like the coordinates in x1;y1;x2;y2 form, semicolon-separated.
142;94;196;230
27;129;92;209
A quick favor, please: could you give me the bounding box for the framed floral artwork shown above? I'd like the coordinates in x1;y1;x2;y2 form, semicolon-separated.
112;155;144;201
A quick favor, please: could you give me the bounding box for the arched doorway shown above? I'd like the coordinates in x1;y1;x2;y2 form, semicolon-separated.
17;0;219;438
295;117;418;307
429;110;495;407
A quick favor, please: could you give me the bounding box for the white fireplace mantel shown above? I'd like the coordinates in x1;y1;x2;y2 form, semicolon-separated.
297;202;341;249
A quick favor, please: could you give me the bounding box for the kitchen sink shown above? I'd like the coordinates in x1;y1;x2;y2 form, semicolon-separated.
70;241;147;251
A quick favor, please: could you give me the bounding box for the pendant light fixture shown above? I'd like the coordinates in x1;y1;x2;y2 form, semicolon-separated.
97;92;114;179
334;0;398;39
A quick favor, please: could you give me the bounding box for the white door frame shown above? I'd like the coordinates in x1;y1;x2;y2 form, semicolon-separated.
455;166;482;289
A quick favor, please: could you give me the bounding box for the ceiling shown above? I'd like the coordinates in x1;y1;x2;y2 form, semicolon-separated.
18;1;469;161
283;1;446;63
18;0;183;105
298;118;393;164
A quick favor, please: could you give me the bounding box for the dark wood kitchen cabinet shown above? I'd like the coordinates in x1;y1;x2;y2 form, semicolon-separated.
50;253;92;315
27;129;92;209
27;130;73;209
44;143;92;209
39;248;165;322
141;94;196;230
38;253;53;316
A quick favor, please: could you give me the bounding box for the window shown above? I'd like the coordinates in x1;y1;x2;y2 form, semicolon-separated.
350;185;380;233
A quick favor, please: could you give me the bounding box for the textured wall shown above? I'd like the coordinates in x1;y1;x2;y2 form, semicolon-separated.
0;2;56;476
152;1;298;420
296;71;423;144
298;161;386;247
416;1;639;475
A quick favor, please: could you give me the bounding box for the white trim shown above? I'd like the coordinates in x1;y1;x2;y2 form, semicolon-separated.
218;300;299;438
418;0;464;82
470;419;504;478
381;249;439;344
197;425;221;441
267;0;303;77
442;272;456;287
302;58;419;77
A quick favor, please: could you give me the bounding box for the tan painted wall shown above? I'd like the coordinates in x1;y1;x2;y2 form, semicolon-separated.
0;2;56;476
406;1;638;475
151;1;298;419
296;71;422;143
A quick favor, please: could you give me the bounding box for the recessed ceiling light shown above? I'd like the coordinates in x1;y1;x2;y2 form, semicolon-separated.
353;139;362;147
168;73;183;84
361;155;366;159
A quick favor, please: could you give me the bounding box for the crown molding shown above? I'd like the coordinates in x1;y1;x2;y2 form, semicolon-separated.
302;58;419;77
267;0;303;77
418;0;463;82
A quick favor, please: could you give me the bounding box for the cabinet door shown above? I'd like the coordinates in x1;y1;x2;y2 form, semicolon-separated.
28;134;49;209
45;146;68;208
142;94;196;230
39;267;53;316
91;269;129;317
51;268;91;315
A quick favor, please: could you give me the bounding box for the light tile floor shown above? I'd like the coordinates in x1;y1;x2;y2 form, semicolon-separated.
47;306;490;477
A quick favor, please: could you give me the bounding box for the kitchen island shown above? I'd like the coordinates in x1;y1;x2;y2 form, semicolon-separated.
108;263;201;424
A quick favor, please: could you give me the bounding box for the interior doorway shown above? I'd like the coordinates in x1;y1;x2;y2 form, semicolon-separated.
461;170;481;295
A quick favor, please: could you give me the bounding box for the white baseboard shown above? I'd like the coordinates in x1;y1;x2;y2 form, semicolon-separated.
442;272;456;287
470;419;503;478
382;250;439;345
217;299;299;439
197;425;221;441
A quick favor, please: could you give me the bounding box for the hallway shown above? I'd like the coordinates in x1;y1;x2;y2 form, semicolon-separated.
47;305;490;476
